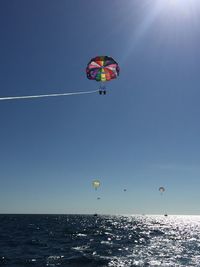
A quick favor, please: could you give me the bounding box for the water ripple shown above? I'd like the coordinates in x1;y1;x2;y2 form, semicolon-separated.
1;215;200;266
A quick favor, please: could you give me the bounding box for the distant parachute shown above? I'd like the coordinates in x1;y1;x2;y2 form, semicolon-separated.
91;180;101;216
159;186;167;216
92;180;100;190
159;187;165;194
86;56;119;95
123;189;127;192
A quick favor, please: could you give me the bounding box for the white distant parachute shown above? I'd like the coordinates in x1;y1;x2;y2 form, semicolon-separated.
159;186;165;194
92;179;101;216
159;186;165;192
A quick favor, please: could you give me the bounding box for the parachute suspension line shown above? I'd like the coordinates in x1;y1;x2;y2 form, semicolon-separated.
0;89;99;101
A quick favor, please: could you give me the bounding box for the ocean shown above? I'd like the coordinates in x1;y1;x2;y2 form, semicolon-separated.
0;214;200;267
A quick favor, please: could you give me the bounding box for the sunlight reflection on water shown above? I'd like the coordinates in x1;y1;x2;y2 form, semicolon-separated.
1;214;200;266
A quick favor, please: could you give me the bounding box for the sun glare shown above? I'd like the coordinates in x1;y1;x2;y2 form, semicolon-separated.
121;0;200;61
167;0;191;6
153;0;200;23
161;0;197;14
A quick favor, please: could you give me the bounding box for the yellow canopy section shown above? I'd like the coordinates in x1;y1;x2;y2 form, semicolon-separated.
92;179;100;190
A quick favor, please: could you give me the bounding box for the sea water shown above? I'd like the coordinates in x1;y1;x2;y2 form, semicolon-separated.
0;214;200;266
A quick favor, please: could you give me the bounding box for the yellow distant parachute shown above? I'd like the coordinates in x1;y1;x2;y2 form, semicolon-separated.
92;180;100;190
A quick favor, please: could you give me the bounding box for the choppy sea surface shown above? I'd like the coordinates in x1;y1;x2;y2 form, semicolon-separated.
1;215;200;267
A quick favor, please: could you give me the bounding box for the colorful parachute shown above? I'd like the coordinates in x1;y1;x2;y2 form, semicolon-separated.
86;56;119;82
92;179;100;190
86;56;119;94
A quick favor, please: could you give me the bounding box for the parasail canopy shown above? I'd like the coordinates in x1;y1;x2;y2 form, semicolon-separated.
92;179;100;190
86;56;119;82
159;187;165;193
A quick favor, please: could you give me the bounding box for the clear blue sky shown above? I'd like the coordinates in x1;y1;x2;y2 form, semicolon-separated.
0;0;200;214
